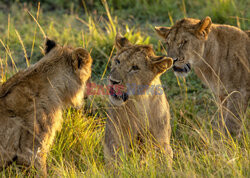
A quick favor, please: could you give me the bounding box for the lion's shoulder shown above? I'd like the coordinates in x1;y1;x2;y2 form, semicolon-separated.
0;70;28;97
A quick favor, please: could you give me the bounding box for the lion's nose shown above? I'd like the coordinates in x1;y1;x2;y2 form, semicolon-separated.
109;77;121;85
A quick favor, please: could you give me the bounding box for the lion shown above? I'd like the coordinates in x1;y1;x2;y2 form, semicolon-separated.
0;38;92;176
104;34;173;166
245;30;250;37
155;16;250;136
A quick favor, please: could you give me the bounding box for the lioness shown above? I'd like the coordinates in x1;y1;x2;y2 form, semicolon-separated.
104;34;173;165
155;17;249;136
0;39;92;176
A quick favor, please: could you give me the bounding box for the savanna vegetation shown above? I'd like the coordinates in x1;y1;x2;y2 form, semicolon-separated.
0;0;249;177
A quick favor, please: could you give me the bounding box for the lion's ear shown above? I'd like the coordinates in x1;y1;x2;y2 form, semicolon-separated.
151;56;173;74
155;26;171;38
44;38;57;54
196;16;212;39
72;48;92;69
115;33;131;50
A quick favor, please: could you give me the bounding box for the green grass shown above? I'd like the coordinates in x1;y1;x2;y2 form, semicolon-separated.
0;0;249;177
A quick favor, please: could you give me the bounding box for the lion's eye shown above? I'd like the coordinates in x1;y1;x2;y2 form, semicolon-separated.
129;65;140;73
132;65;140;70
115;59;120;65
178;40;187;48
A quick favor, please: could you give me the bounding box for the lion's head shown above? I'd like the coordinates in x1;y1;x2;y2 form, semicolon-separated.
44;38;92;83
108;34;173;106
155;17;212;77
43;38;92;106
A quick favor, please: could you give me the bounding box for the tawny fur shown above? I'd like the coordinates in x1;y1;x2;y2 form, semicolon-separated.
155;17;249;136
0;39;92;176
104;34;173;165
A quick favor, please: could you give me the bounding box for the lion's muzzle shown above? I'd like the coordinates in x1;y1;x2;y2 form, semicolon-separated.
173;58;191;74
109;77;129;105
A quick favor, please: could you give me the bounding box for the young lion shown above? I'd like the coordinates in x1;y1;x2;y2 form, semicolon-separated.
155;17;249;136
0;39;92;176
104;34;173;165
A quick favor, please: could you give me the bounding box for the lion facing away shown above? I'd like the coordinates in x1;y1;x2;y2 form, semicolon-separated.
104;34;173;165
0;39;92;176
155;17;249;136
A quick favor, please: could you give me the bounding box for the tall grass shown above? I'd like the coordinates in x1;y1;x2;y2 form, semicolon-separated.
0;0;249;177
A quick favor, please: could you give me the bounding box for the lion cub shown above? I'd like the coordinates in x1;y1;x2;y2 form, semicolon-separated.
0;39;92;175
104;34;173;165
155;17;249;136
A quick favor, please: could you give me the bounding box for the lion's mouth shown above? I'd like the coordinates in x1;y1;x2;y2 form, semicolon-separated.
173;63;191;73
109;86;129;102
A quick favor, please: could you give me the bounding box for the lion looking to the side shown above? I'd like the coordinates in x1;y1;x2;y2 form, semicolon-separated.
104;34;173;166
0;39;92;176
155;16;249;136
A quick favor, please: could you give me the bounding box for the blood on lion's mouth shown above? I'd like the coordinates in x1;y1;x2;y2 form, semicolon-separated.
109;86;129;102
